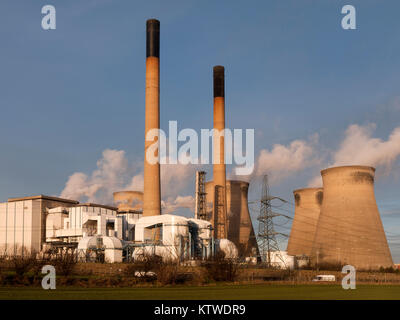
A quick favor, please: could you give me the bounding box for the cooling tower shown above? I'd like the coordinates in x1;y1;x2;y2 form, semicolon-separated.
287;188;323;257
311;165;393;269
209;66;227;239
143;19;161;217
113;191;143;212
206;180;258;257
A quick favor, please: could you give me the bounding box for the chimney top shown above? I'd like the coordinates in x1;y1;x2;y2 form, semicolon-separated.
146;19;160;58
213;65;225;98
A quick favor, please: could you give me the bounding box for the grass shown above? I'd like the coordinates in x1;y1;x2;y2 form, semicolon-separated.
0;284;400;300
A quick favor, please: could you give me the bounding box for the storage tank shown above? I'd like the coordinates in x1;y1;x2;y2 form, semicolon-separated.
311;165;393;269
287;188;323;257
206;180;258;257
215;239;238;259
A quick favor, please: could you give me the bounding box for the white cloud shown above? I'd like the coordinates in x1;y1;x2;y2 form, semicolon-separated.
61;149;129;204
60;149;201;212
332;124;400;168
162;195;195;214
308;123;400;186
230;134;319;184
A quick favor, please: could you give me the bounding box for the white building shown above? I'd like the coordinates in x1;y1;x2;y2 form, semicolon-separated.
132;215;214;262
0;195;141;258
0;195;78;255
45;204;124;242
268;250;295;270
0;194;222;263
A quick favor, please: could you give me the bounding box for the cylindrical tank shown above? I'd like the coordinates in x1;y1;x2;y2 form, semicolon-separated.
287;188;323;257
113;191;143;211
215;239;238;259
311;165;393;269
206;180;258;257
143;19;161;217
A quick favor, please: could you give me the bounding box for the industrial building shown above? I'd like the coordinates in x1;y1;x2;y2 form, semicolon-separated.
0;18;257;263
0;193;214;263
201;66;259;260
0;18;395;270
205;180;258;258
288;165;394;270
311;165;393;269
287;188;323;257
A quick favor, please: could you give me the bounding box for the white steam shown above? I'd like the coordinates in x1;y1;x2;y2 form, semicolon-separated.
308;124;400;186
60;149;201;213
61;149;129;204
230;134;319;184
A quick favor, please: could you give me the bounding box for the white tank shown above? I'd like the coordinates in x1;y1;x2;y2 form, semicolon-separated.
215;239;238;259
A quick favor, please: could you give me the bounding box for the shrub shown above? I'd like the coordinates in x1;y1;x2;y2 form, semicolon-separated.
9;252;37;277
202;255;239;282
124;254;160;281
154;261;179;285
53;253;77;277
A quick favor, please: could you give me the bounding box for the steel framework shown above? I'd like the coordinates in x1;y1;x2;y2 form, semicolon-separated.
195;171;207;220
257;175;287;267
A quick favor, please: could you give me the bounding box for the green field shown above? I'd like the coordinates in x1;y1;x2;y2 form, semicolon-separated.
0;284;400;300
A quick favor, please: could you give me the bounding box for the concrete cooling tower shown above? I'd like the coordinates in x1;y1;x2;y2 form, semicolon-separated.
206;180;258;257
311;165;393;269
113;191;143;212
287;188;323;257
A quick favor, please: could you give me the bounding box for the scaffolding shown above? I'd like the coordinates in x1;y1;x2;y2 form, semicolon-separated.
214;185;227;239
195;171;207;220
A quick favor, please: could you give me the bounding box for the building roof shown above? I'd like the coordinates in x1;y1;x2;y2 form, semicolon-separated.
7;195;79;204
79;203;118;211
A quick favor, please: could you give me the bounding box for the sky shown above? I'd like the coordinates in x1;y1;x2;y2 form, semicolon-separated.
0;0;400;261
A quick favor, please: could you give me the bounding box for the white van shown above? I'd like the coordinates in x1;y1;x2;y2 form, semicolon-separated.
312;275;336;282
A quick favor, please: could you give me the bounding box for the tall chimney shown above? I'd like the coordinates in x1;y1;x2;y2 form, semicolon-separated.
213;66;227;239
143;19;161;217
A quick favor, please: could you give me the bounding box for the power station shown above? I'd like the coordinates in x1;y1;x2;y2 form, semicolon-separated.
311;165;393;269
0;18;394;270
0;19;247;263
287;188;323;257
288;165;393;270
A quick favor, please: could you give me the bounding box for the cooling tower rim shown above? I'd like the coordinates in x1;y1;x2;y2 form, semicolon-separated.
205;179;249;186
321;165;375;176
113;190;144;196
293;187;323;194
226;179;249;186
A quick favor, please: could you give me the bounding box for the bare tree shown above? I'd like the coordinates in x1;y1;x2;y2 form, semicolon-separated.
8;247;37;278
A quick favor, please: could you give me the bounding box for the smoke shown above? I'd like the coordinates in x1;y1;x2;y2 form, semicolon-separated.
332;124;400;168
308;124;400;186
61;149;129;204
160;162;201;199
60;148;201;212
126;173;144;191
162;196;195;214
230;134;319;184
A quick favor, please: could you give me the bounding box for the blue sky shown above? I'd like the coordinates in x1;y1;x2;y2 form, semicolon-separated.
1;0;400;261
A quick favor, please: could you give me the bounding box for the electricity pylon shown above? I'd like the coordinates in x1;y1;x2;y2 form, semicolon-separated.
257;175;287;267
